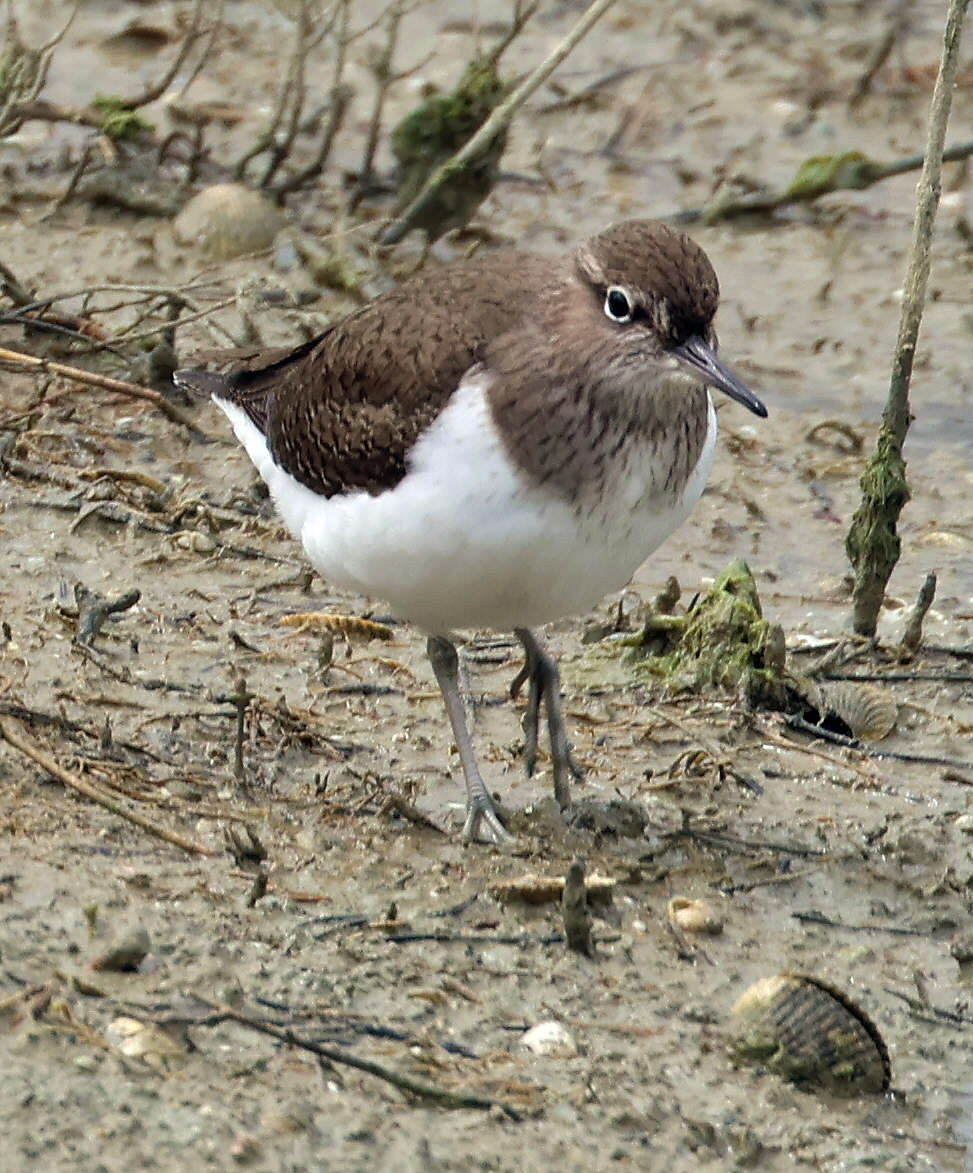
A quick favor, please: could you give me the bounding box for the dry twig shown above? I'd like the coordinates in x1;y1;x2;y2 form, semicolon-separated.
673;140;973;226
0;346;208;438
191;997;523;1118
0;720;215;856
0;2;79;138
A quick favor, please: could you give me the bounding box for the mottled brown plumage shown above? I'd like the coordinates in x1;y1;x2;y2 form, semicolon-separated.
175;219;766;843
176;221;727;507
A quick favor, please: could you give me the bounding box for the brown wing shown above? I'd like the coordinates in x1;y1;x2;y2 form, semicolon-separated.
178;251;553;498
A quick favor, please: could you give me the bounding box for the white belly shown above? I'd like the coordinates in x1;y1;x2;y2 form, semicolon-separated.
216;374;716;634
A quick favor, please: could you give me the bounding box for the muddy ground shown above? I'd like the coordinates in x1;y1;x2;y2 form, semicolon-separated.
1;1;972;1170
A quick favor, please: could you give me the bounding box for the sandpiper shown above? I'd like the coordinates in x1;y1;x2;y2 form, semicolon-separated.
175;219;766;842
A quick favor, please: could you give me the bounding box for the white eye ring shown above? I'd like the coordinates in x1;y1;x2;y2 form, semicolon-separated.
604;285;635;324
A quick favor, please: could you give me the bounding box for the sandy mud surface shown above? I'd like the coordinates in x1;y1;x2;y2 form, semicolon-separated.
1;1;972;1169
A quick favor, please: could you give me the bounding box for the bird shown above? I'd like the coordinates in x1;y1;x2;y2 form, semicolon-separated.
174;219;767;843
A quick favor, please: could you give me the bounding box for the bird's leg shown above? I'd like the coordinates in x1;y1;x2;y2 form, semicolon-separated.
512;628;582;811
426;635;514;844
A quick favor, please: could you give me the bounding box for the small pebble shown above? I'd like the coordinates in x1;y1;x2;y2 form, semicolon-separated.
173;183;284;259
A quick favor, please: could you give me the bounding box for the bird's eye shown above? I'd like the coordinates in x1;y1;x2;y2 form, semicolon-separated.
604;285;635;324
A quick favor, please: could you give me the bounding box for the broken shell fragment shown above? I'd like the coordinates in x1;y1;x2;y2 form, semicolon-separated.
728;973;890;1095
520;1020;578;1058
817;681;897;741
106;1016;185;1066
170;529;217;554
668;896;724;935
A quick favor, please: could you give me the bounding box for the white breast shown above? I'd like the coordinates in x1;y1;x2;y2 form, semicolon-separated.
215;374;717;634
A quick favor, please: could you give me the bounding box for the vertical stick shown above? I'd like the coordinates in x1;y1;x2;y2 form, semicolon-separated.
845;0;968;636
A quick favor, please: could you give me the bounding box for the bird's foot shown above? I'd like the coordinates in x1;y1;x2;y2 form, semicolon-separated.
513;628;583;811
461;791;515;845
428;633;517;846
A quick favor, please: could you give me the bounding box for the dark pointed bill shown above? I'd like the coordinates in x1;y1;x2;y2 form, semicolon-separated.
672;336;767;418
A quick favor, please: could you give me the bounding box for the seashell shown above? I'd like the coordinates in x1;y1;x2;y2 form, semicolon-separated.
668;896;724;935
728;973;890;1096
170;529;217;554
520;1020;578;1058
817;681;897;741
173;183;284;259
106;1016;185;1064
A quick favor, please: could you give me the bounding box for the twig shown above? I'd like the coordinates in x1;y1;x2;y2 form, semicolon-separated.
15;493;290;565
380;0;618;245
784;714;973;773
115;0;210;110
225;675;254;783
235;0;338;189
355;0;407;192
0;346;208;439
754;715;902;791
898;571;937;660
191;997;522;1119
174;0;225;102
0;2;79;137
259;2;314;189
664;823;827;858
845;0;969;636
671;139;973;226
271;84;352;198
386;931;566;946
0;699;170;763
793;910;931;938
883;987;972;1027
848;22;900;110
72;642;205;696
721;867;823;894
0;720;215;856
645;703;763;796
377;789;449;834
824;671;973;683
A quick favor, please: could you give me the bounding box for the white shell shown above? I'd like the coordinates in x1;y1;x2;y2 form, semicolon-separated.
520;1020;578;1058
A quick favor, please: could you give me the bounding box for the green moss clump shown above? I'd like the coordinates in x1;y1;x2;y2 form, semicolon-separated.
389;58;507;238
633;559;787;708
92;95;155;142
845;426;910;636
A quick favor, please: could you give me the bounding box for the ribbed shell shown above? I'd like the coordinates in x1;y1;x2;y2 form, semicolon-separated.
728;973;890;1095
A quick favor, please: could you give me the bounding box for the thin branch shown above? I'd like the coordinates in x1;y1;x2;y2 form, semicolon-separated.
0;1;79;137
784;714;972;773
0;346;209;439
191;997;523;1119
175;0;225;101
671;139;973;226
380;0;617;245
355;0;408;191
258;1;313;189
117;0;208;110
0;720;216;857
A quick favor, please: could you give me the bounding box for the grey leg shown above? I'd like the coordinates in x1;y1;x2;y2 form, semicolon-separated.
513;628;581;811
427;635;513;844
